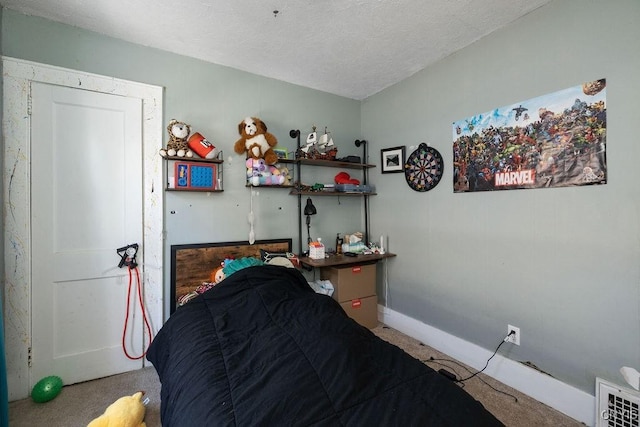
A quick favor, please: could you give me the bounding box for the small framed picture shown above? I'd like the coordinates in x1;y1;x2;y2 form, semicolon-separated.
274;148;288;159
380;146;405;173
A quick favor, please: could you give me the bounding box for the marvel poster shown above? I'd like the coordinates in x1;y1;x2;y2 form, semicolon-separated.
453;79;606;193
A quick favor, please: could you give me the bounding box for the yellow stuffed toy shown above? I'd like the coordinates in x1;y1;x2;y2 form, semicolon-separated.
87;391;147;427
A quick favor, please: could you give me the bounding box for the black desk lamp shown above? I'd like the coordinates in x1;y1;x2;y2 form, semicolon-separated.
304;197;317;244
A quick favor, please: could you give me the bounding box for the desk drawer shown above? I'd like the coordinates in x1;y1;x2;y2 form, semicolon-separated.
321;263;376;302
340;295;378;329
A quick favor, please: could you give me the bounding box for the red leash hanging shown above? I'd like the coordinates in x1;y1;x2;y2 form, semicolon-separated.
122;265;153;360
117;243;153;360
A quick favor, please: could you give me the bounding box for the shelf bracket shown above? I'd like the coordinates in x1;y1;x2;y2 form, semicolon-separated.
355;139;370;244
290;130;303;254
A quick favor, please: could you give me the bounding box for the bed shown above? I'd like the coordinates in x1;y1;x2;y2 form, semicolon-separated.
170;238;293;312
148;240;504;426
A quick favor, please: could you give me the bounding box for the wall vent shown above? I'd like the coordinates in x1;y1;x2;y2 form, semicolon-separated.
596;377;640;427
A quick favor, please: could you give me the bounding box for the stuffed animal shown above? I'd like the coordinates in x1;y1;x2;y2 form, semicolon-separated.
279;166;292;186
234;117;278;165
267;165;285;184
210;266;226;284
159;119;193;158
246;158;263;186
87;391;147;427
246;158;285;186
208;258;236;285
260;168;285;185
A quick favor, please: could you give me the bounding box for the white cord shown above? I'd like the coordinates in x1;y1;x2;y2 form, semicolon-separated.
248;190;255;244
384;257;390;308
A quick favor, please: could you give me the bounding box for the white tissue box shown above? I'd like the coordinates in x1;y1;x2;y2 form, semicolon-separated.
308;241;325;259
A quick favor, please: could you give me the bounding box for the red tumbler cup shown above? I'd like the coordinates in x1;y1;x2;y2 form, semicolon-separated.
188;132;216;159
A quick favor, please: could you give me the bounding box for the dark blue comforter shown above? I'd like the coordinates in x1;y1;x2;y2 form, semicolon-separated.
147;265;503;426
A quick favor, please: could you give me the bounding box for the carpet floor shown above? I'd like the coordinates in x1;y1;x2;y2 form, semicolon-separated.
9;323;585;426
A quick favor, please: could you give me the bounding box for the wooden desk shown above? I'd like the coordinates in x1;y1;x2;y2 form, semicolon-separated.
299;252;396;268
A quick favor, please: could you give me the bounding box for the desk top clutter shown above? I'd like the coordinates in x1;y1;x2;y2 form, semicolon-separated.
308;239;325;259
302;232;395;268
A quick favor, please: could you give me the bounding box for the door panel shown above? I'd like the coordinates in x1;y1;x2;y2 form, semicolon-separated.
30;82;144;386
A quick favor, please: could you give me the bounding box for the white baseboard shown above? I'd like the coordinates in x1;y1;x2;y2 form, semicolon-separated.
378;305;595;426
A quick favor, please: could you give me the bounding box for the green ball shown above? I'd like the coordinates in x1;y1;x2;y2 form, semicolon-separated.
31;375;63;403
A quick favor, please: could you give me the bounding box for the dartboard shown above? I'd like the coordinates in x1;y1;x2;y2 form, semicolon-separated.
404;143;444;192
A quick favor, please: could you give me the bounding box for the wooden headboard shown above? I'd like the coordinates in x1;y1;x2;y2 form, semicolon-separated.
170;238;292;313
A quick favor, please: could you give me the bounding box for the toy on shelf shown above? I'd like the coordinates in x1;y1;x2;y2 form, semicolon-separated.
334;172;360;185
160;119;193;158
160;119;218;160
187;132;217;159
333;171;374;193
279;165;292;186
174;162;217;190
296;126;338;160
246;158;285;186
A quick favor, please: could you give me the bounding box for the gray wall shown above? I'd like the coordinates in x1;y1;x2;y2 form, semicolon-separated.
363;0;640;393
1;9;364;317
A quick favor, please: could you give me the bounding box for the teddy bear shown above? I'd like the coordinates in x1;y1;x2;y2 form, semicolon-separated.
87;391;147;427
234;117;278;165
159;119;193;158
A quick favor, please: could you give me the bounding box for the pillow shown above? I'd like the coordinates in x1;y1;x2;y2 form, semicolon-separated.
260;250;300;267
266;257;295;268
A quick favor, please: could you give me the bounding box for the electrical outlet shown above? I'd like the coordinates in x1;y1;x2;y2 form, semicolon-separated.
507;325;520;345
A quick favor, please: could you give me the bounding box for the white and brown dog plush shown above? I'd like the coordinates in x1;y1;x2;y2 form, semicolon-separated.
234;117;278;165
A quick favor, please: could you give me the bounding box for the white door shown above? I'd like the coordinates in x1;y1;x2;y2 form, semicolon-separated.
30;82;145;386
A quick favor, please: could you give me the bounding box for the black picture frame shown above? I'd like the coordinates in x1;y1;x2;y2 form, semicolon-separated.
381;146;405;173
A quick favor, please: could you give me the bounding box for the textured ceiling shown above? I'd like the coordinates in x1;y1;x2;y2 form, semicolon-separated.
0;0;552;100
